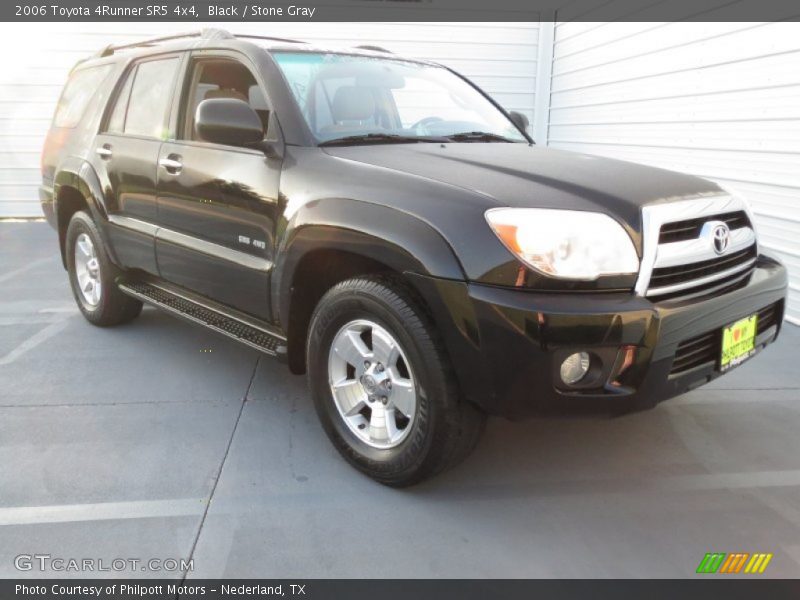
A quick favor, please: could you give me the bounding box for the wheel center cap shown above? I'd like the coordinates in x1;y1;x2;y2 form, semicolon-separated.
362;375;378;393
361;366;390;395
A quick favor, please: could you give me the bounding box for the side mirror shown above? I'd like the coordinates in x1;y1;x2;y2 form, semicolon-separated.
195;98;264;147
508;111;530;133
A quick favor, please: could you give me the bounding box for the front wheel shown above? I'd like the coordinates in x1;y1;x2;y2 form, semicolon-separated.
307;275;485;486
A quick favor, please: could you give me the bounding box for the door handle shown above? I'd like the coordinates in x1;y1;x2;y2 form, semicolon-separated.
96;145;112;159
158;156;183;174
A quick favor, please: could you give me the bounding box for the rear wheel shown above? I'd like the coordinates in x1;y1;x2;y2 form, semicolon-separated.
65;211;142;326
307;275;485;486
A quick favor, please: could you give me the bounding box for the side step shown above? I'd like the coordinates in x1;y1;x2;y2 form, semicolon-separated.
118;280;288;360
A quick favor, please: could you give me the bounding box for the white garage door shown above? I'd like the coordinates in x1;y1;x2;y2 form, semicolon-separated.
544;22;800;324
0;21;539;218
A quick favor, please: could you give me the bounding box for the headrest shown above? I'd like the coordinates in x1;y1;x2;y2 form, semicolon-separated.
204;88;248;102
331;86;375;122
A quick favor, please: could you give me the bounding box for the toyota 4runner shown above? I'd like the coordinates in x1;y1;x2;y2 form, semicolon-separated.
40;29;788;486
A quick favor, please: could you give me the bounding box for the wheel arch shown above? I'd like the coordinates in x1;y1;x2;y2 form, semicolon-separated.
273;198;466;374
53;159;116;268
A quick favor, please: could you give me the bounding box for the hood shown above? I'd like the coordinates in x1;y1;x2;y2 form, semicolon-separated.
323;143;722;235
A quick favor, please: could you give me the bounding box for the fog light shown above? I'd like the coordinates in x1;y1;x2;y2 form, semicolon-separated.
560;351;591;385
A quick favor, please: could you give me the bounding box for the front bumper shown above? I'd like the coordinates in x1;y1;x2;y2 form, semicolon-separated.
411;255;788;419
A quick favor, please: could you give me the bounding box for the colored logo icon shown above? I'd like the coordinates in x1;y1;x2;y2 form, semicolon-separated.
696;552;773;574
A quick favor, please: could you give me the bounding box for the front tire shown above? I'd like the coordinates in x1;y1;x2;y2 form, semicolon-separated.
307;275;485;486
65;211;142;326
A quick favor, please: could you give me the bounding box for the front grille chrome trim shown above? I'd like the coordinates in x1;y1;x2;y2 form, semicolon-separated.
654;226;755;269
646;257;757;297
635;193;757;297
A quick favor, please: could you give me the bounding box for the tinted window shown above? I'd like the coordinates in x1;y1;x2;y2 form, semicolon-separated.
123;58;179;138
106;68;134;134
54;65;113;128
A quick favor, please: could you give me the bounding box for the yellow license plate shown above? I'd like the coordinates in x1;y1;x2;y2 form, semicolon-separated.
720;314;758;372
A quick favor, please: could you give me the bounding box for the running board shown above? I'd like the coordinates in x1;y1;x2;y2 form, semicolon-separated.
118;280;287;360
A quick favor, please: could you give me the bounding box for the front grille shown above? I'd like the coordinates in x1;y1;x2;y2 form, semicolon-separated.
669;301;780;375
649;246;757;293
659;210;751;244
641;196;759;302
651;269;752;303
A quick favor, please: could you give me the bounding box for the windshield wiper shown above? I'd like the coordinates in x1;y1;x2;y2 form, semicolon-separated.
445;131;518;143
319;133;449;147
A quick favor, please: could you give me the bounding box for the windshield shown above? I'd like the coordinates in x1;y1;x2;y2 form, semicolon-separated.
272;52;528;145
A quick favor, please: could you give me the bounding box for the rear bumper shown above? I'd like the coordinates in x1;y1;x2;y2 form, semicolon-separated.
39;185;56;229
410;255;788;419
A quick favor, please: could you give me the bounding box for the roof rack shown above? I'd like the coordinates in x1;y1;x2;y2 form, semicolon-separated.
234;34;307;45
354;45;393;54
96;28;306;57
96;29;219;57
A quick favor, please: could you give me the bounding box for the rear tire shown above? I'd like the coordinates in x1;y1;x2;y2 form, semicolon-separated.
65;210;142;326
307;275;485;487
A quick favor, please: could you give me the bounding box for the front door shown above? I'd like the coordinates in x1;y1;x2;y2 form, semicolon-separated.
155;52;281;320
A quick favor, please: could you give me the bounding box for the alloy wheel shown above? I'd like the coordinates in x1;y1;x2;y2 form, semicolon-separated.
327;319;417;449
74;232;102;307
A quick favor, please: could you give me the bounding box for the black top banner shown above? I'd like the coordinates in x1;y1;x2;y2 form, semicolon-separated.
4;0;800;22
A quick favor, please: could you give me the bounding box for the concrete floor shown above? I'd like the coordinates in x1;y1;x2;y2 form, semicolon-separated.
1;221;799;579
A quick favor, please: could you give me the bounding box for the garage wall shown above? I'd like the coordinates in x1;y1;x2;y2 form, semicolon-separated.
544;22;800;324
0;22;539;218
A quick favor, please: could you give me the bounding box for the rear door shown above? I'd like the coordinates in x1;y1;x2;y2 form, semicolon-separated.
93;54;183;274
155;50;282;320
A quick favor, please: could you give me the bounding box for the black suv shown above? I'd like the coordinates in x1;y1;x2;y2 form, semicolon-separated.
41;29;788;486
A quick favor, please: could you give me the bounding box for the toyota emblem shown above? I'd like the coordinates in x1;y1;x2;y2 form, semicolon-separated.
712;223;730;255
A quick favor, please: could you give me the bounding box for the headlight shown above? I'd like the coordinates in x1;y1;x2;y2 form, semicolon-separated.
485;208;639;280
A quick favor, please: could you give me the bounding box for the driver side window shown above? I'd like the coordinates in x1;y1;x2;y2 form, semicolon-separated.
181;58;270;142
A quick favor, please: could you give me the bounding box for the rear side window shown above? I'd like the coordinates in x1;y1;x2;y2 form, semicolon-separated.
106;57;179;138
106;71;134;134
54;65;113;128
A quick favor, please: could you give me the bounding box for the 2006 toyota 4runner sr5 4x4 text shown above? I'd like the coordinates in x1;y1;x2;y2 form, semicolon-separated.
40;29;788;485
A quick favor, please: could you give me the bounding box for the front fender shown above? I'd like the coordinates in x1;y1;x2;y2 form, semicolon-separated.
272;197;466;328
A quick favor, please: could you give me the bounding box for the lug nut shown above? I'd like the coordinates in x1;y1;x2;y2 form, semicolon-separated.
381;397;388;405
364;361;371;368
377;364;384;372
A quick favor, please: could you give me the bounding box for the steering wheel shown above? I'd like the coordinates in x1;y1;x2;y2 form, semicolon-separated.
411;116;444;133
